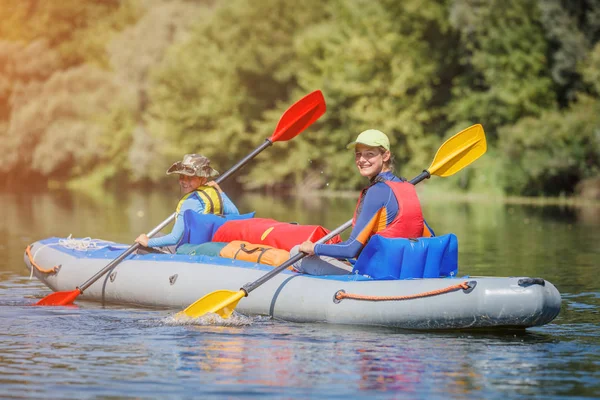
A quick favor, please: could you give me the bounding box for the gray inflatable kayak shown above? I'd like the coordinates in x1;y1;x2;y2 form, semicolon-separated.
24;237;562;330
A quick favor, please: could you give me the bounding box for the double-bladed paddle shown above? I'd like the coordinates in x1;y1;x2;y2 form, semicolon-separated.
35;90;327;306
177;123;487;319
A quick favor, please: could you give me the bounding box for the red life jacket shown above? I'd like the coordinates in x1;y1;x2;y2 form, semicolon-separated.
352;180;424;239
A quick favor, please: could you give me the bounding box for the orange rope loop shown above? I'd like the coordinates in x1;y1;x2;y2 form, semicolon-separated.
25;245;60;274
334;281;474;303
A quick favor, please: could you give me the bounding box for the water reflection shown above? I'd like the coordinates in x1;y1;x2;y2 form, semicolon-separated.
0;189;599;398
354;347;424;393
162;322;583;397
0;271;598;398
173;325;297;387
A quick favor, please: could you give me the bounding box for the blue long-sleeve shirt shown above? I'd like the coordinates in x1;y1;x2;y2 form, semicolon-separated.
314;171;402;260
148;192;239;248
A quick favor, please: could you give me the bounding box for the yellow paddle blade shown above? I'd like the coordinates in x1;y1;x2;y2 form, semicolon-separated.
428;124;487;177
177;289;246;319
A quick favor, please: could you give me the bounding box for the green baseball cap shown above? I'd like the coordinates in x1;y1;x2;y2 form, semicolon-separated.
346;129;390;151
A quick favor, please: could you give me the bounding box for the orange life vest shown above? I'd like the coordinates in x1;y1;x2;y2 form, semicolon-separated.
352;180;424;239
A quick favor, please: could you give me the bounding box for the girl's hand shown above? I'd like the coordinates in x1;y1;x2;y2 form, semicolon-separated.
135;234;149;247
299;240;316;255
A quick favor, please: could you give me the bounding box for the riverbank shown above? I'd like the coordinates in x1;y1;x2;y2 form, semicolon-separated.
293;186;600;208
2;182;600;209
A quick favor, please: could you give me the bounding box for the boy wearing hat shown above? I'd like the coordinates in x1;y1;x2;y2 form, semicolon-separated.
135;154;239;252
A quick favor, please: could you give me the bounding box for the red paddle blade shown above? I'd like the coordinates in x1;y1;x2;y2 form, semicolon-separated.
270;90;326;143
34;289;81;306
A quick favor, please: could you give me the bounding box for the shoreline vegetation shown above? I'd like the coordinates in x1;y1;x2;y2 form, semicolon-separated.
3;183;599;209
0;1;599;200
296;187;600;208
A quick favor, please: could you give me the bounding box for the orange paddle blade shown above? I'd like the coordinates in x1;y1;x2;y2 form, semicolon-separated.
270;90;326;143
34;289;81;306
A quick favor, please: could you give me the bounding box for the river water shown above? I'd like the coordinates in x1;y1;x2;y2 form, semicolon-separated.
1;188;598;399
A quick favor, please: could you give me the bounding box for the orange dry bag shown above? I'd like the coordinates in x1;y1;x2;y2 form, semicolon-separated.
219;241;291;267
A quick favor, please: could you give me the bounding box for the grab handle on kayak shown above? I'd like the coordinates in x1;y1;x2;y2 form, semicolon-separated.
518;278;545;287
332;280;477;303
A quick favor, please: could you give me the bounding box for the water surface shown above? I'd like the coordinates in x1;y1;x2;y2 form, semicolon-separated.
1;189;598;399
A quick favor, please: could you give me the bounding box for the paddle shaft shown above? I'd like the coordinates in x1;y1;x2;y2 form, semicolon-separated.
78;139;275;293
240;171;431;294
78;215;173;292
216;139;273;183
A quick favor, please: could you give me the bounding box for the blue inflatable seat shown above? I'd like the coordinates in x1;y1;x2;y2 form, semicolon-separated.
179;210;255;248
352;234;458;280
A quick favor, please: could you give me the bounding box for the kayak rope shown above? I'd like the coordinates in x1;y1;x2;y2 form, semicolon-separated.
58;235;122;251
26;235;127;277
26;245;60;275
334;281;474;303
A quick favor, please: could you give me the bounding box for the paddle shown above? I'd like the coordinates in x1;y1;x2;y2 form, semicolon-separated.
177;123;487;319
35;90;327;306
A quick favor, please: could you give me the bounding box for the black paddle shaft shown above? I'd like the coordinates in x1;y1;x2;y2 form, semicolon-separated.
216;139;273;183
78;139;275;293
240;169;433;295
241;220;353;294
410;170;431;185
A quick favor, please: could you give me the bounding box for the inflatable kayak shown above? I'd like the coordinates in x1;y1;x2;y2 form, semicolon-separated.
24;236;561;330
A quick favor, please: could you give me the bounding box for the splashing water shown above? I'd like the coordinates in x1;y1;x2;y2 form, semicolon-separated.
162;311;258;327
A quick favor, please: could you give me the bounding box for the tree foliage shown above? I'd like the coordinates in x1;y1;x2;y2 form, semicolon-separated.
448;0;555;137
146;0;329;187
0;65;136;180
0;0;139;67
0;39;61;120
281;0;459;189
0;0;598;198
499;95;600;195
499;41;600;195
107;0;209;183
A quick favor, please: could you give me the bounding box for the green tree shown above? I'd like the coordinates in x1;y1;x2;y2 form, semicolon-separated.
0;0;139;67
537;0;600;106
147;0;329;188
448;0;555;137
107;0;209;184
271;0;460;190
0;66;136;185
498;96;600;196
0;40;60;120
498;42;600;196
583;41;600;94
0;0;140;188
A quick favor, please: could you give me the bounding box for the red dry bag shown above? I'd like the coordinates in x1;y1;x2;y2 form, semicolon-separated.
212;218;341;251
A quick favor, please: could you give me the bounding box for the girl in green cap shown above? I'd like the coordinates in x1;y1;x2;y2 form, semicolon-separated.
291;130;427;275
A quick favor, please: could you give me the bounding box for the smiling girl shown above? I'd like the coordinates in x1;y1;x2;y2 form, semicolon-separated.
293;129;425;275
